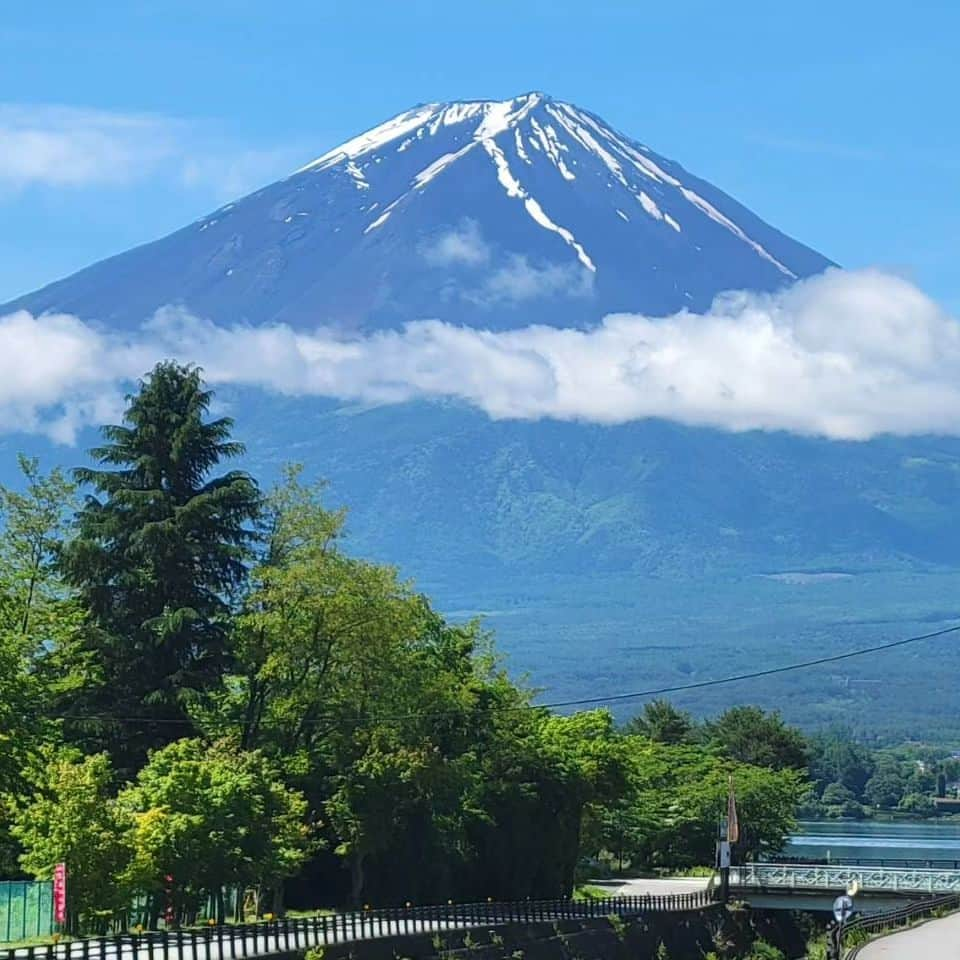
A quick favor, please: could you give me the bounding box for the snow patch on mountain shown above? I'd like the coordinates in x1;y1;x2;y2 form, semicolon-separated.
293;93;804;279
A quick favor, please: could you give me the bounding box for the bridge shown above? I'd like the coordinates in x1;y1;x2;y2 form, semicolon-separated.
732;861;960;895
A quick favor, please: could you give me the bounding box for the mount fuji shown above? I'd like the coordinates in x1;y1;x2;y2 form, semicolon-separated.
5;92;831;330
6;94;960;738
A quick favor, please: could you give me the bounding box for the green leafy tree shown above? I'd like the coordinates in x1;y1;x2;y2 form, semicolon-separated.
0;457;80;872
0;455;79;638
819;782;866;819
807;730;875;799
118;738;313;922
820;782;856;806
12;749;131;934
863;768;906;809
470;708;627;899
57;362;260;773
905;763;936;796
624;700;695;744
207;469;482;904
898;792;935;816
584;738;803;870
704;706;808;771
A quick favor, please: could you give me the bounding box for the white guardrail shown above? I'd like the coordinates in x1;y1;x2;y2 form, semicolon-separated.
732;862;960;894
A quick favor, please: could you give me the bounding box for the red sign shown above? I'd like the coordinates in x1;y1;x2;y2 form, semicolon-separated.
164;874;175;925
53;863;67;925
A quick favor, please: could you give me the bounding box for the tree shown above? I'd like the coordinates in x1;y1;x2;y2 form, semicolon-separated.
593;739;804;868
704;706;808;771
12;749;131;934
807;730;875;799
207;469;475;904
0;455;78;639
820;782;856;806
0;457;80;873
898;793;935;816
468;708;627;900
819;782;866;819
119;739;313;922
864;768;906;809
57;363;261;773
624;700;695;744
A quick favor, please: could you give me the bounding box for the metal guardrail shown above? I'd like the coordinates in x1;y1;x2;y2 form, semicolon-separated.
769;856;960;871
831;892;960;959
732;862;960;893
0;890;719;960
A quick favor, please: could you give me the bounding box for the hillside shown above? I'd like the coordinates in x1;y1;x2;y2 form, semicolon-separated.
5;93;958;739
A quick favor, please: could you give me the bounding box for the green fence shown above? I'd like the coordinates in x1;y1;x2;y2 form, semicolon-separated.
0;882;241;941
0;881;53;944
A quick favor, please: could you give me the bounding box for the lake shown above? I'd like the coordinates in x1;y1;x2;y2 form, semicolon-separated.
783;819;960;862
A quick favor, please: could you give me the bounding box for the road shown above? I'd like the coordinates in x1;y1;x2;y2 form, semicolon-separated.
858;911;960;958
590;877;711;897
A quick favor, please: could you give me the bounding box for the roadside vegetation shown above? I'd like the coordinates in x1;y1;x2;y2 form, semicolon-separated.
0;361;909;938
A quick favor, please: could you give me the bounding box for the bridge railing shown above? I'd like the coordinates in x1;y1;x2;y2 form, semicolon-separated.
732;862;960;893
767;855;960;871
833;892;960;958
0;890;719;960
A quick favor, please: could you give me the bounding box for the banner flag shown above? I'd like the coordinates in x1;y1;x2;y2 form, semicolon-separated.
727;775;740;844
53;863;67;925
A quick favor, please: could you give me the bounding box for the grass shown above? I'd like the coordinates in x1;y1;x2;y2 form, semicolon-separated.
0;934;77;948
572;885;611;901
668;866;715;878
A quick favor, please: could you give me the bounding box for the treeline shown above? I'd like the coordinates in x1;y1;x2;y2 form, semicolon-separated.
620;699;960;822
802;732;960;818
0;362;803;934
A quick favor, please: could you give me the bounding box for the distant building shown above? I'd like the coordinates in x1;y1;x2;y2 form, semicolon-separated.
933;797;960;814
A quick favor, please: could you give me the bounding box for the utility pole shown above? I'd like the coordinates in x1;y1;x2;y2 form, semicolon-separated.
718;835;731;903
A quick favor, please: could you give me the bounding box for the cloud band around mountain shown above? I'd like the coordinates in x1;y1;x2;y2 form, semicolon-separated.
5;268;959;444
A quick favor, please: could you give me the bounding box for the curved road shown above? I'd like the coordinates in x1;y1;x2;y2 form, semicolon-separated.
858;911;960;958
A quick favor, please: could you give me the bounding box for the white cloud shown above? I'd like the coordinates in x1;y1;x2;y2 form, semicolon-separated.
421;222;594;304
6;269;960;443
0;103;302;197
0;310;148;443
420;220;490;266
0;104;181;188
479;254;595;304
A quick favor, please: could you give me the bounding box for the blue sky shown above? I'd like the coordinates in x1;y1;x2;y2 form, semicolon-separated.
1;0;958;309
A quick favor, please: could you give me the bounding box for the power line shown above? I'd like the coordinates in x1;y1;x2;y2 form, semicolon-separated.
58;620;960;730
539;621;960;709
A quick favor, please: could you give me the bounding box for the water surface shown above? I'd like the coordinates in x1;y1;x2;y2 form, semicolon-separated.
784;820;960;862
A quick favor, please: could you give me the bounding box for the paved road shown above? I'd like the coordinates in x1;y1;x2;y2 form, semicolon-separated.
589;877;711;897
858;911;960;958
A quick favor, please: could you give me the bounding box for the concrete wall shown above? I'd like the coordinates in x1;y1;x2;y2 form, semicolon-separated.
291;909;813;960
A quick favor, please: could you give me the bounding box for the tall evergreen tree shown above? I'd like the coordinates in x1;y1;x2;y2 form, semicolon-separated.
57;362;260;772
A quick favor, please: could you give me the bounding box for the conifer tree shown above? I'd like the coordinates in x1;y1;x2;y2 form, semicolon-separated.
58;362;260;772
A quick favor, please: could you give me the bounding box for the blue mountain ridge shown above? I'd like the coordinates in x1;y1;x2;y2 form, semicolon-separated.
6;93;959;739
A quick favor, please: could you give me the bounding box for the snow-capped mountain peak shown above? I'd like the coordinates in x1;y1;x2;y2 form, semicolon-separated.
4;93;832;333
290;92;812;286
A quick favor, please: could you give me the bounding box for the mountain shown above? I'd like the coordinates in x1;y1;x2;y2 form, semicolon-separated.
3;92;832;331
6;94;960;740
